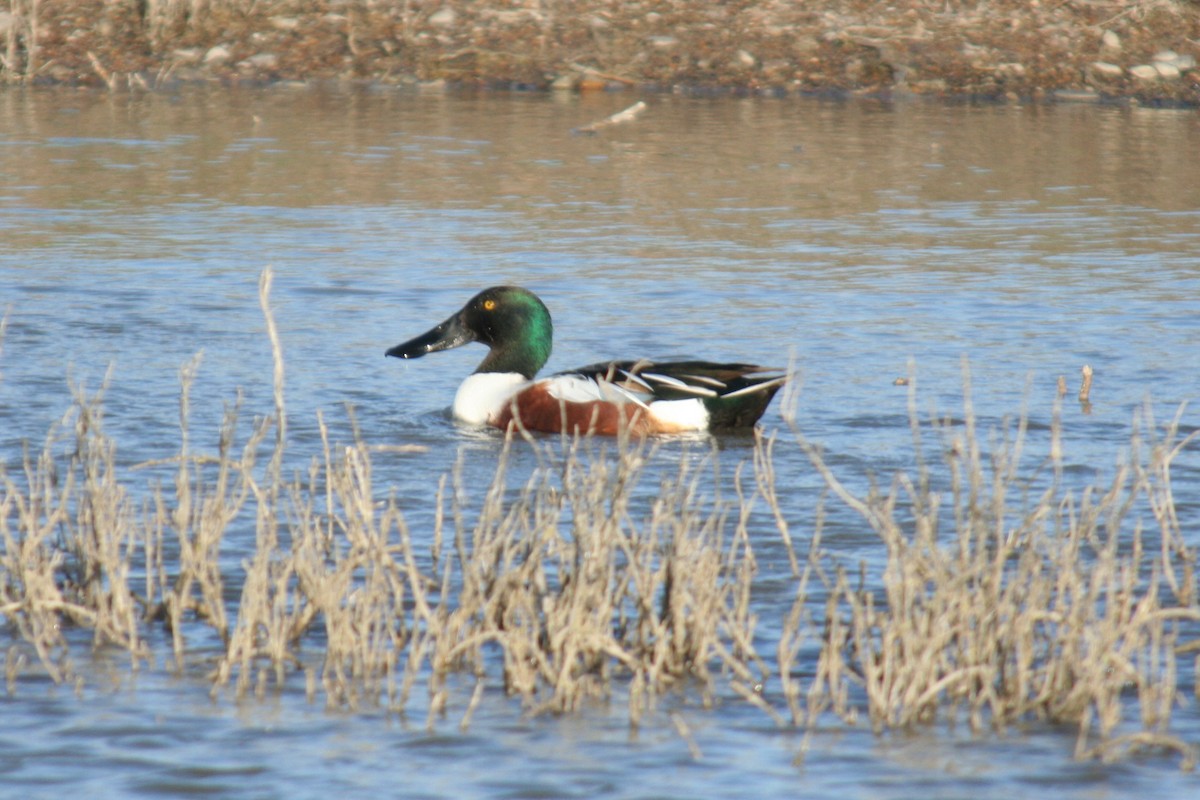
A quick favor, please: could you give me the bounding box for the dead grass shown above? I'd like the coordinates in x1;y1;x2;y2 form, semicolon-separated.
784;369;1200;768
1;272;1198;768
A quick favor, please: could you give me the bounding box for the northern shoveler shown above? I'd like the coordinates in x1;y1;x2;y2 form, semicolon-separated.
386;286;787;435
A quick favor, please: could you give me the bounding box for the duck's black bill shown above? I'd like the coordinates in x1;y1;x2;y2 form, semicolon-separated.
386;312;475;359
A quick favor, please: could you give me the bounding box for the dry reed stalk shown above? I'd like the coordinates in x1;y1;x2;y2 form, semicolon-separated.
213;266;302;695
753;430;800;577
773;488;829;727
142;357;241;666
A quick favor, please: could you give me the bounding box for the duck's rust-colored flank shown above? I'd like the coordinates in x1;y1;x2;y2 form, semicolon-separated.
494;381;701;436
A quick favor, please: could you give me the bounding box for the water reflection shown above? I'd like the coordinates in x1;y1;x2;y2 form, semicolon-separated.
4;88;1200;214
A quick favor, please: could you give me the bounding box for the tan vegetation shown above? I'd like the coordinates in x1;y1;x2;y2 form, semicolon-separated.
3;1;1200;103
789;372;1200;767
1;271;1198;768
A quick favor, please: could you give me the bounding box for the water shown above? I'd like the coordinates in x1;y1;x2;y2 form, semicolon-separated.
2;85;1200;798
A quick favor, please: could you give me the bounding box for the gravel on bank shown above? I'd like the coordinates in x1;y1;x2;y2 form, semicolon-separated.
3;1;1200;104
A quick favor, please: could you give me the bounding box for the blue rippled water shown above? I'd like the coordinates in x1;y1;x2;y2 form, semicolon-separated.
2;87;1199;798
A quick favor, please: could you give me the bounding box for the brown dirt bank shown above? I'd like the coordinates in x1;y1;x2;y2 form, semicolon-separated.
5;1;1200;104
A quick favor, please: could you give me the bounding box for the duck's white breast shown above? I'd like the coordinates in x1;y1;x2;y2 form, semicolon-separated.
452;372;529;425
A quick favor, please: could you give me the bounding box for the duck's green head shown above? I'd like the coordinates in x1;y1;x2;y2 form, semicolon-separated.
386;286;553;379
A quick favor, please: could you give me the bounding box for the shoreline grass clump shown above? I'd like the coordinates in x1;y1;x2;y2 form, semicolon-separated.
2;272;1199;769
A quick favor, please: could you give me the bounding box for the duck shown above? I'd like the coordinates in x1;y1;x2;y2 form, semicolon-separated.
386;286;787;435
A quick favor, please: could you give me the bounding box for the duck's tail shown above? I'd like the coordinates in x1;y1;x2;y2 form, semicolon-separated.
702;372;788;430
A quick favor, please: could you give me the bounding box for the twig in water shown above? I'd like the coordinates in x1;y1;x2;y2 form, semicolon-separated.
87;50;117;90
572;101;647;135
1078;364;1093;403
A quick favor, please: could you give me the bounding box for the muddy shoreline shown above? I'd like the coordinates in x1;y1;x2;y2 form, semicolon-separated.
4;1;1200;105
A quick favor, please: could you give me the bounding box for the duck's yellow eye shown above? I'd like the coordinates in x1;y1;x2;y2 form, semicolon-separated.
483;299;496;311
